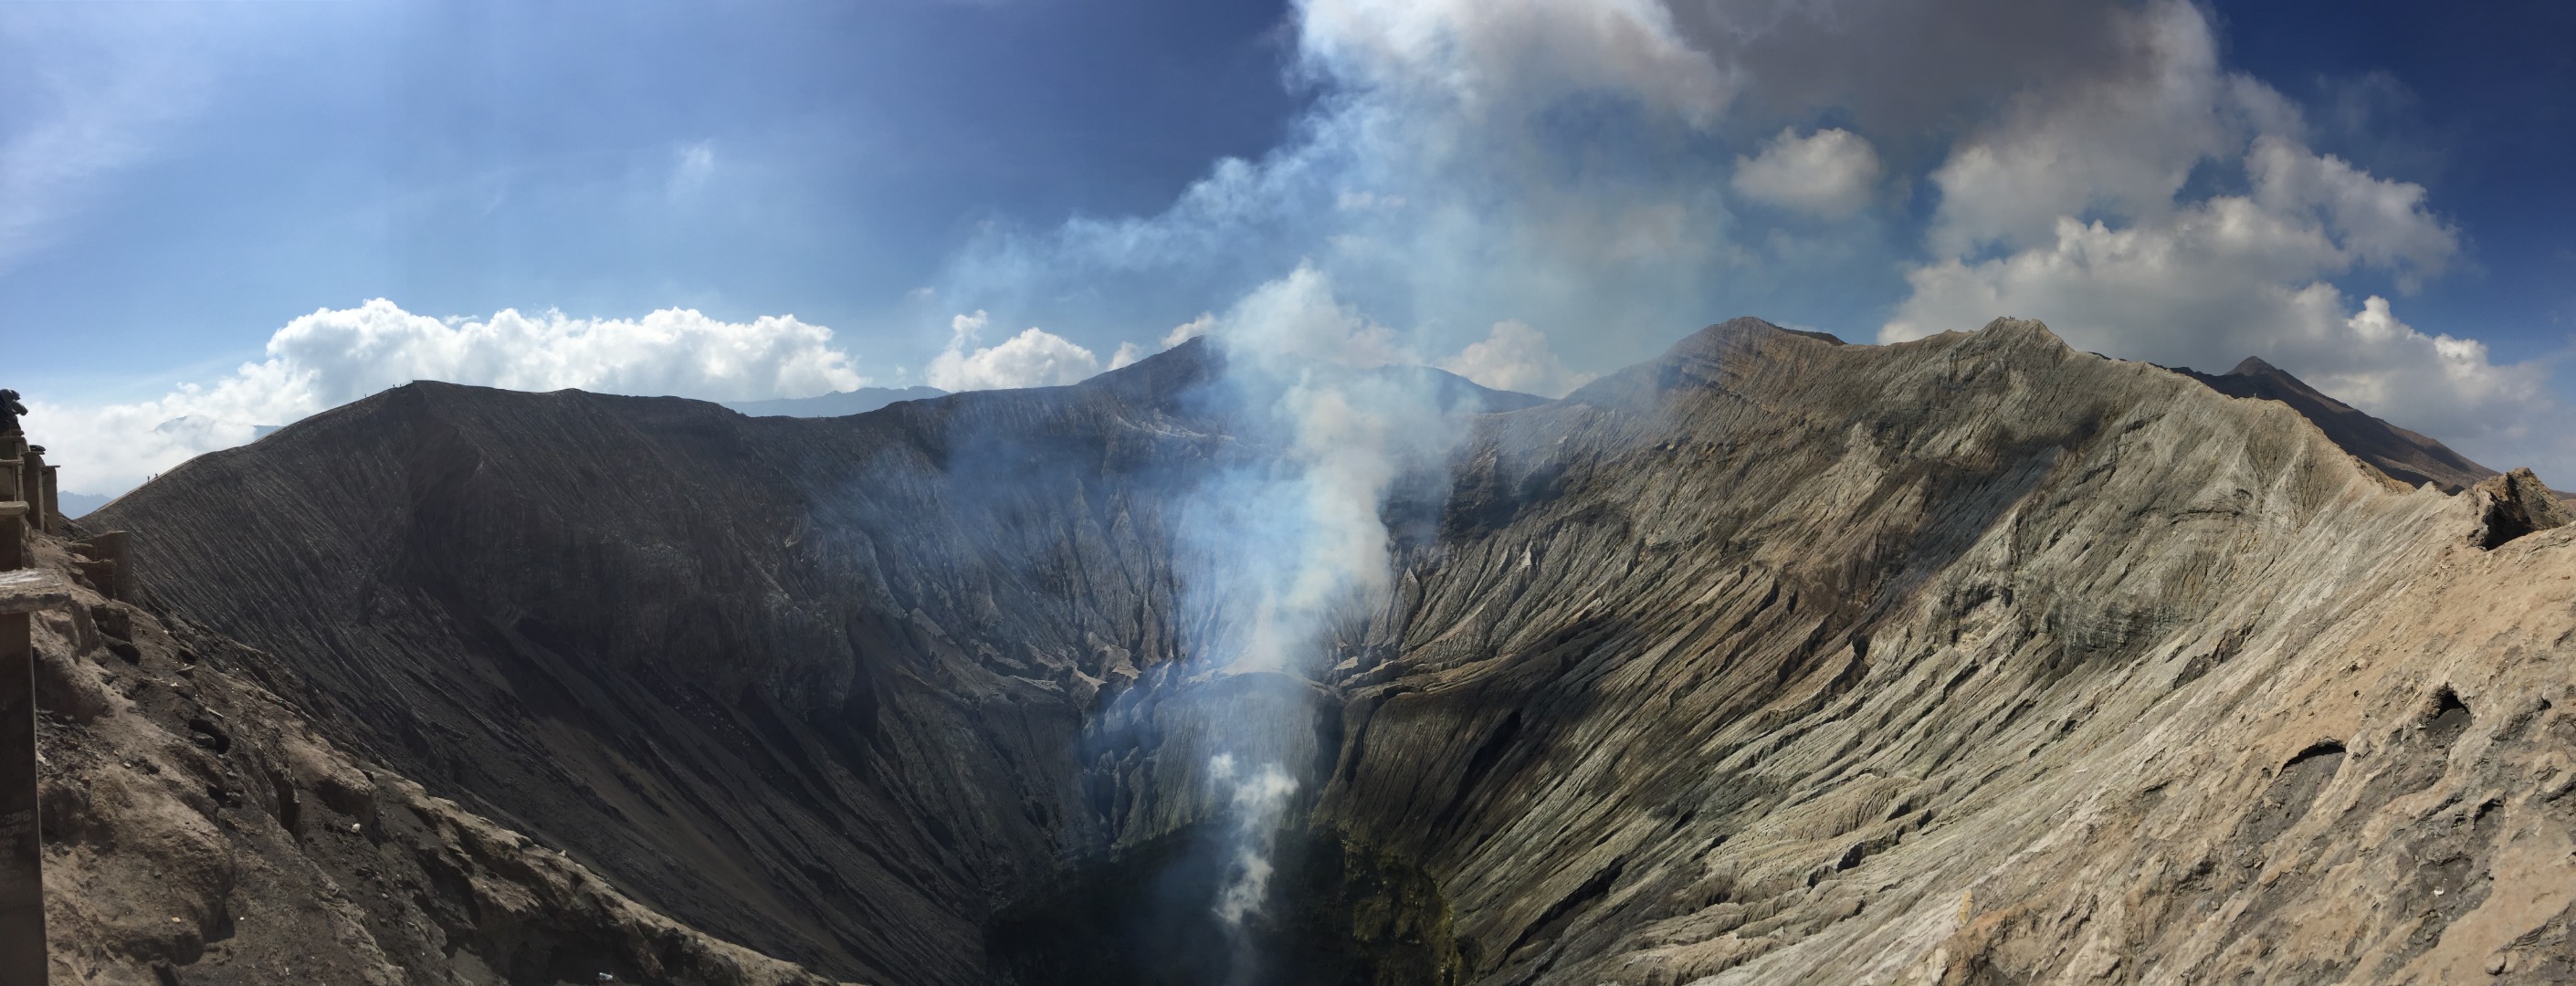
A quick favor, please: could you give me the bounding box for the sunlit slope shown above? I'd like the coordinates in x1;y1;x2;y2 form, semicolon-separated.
1330;319;2576;983
89;320;2576;985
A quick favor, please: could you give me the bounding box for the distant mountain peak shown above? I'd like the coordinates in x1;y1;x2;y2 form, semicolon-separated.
2181;356;2494;493
2226;355;2279;376
720;385;946;418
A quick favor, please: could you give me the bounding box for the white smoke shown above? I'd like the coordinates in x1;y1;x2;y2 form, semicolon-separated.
932;0;1748;378
1437;320;1597;398
1207;753;1299;926
1176;266;1462;673
928;0;2571;483
1162;266;1481;943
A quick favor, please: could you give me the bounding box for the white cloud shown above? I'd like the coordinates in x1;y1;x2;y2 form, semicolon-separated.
2308;297;2550;433
1870;0;2576;480
932;2;2240;386
1335;191;1406;212
25;299;868;496
1731;127;1881;218
1924;0;2246;257
1884;216;2548;462
923;309;1102;392
2245;134;2455;288
1299;0;1735;127
1108;341;1149;370
1893;147;2547;475
1435;320;1596;397
920;0;2561;482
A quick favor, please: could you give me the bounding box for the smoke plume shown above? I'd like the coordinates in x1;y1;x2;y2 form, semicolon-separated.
1159;266;1481;972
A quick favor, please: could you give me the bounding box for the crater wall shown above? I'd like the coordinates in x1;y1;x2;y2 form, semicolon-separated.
74;320;2576;984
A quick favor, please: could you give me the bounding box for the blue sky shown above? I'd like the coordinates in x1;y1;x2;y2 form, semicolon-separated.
2;0;1308;393
2217;0;2576;363
4;0;2571;495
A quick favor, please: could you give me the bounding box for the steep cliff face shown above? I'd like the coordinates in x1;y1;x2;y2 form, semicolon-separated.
22;527;857;986
85;351;1235;984
1326;320;2576;983
78;320;2576;985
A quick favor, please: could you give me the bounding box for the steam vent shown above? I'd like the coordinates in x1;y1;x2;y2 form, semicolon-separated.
18;318;2576;984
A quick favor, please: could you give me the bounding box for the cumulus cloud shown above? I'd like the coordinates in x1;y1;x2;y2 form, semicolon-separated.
25;299;868;496
1731;128;1881;218
1887;218;2551;467
923;309;1103;392
2245;134;2455;286
1436;320;1596;397
1883;0;2567;477
932;1;2274;384
1299;0;1735;126
914;0;2564;482
1108;341;1149;371
1922;2;2257;257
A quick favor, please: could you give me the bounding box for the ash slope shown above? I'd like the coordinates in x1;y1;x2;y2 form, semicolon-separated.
23;519;856;984
2177;355;2499;494
86;320;2576;985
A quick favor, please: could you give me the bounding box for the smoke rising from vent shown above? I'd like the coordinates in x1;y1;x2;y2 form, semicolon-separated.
1171;265;1467;675
930;0;2571;488
1208;754;1298;928
1156;265;1483;968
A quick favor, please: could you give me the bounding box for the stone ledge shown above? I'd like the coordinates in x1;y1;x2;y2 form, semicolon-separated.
0;570;69;614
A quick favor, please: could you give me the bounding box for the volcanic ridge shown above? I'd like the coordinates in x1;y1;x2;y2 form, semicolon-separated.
26;317;2576;985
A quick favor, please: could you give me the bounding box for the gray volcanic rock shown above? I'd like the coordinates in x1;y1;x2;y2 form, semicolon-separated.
2472;467;2572;550
84;351;1249;984
69;320;2576;985
2179;355;2498;493
20;527;855;985
1330;320;2576;984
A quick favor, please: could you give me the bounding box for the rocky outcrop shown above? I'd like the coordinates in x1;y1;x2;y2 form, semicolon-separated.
20;528;858;984
72;320;2576;985
2472;467;2572;550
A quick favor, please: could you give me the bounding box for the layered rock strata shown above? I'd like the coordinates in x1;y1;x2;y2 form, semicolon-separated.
67;319;2576;985
2177;355;2498;494
20;524;857;984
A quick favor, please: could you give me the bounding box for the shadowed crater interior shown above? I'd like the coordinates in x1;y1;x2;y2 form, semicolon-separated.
988;824;1468;986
